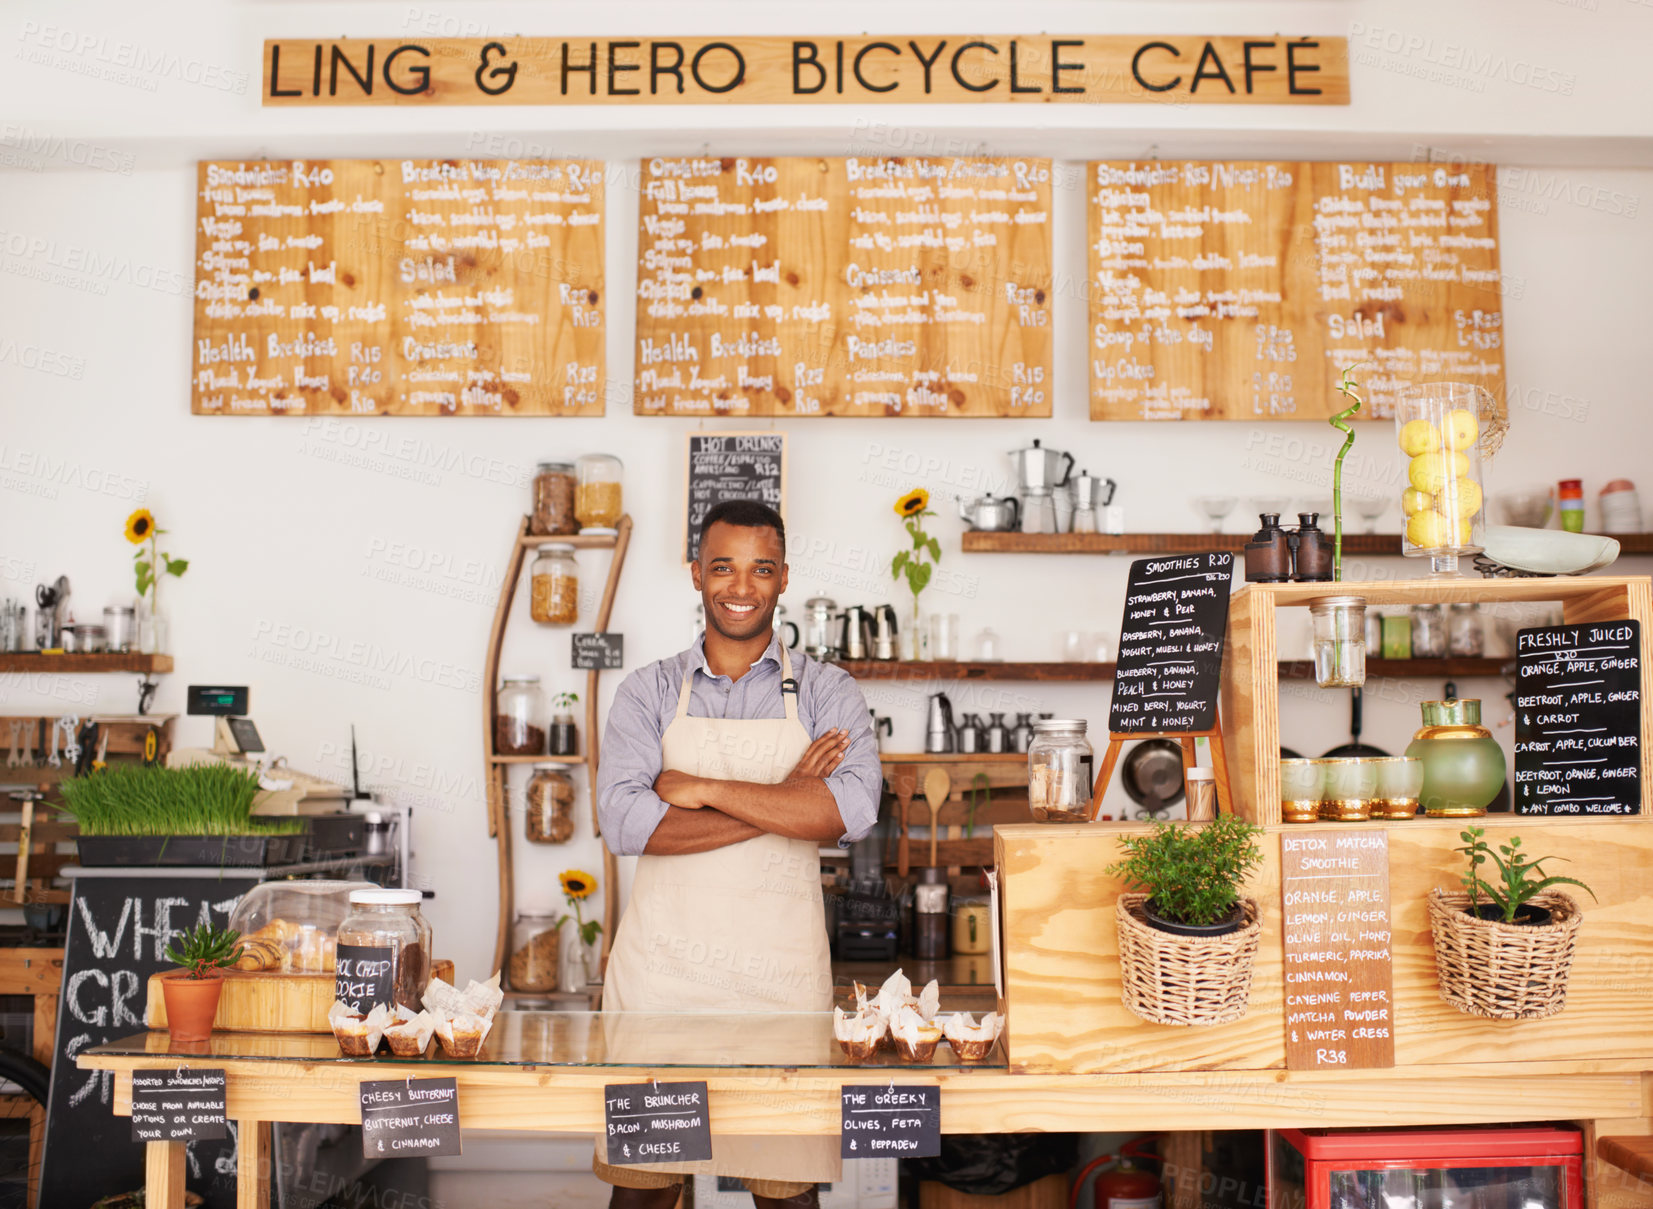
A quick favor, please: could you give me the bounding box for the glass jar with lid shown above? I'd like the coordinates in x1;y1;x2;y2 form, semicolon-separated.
575;453;623;531
525;765;575;843
1308;595;1367;688
496;674;547;756
1448;602;1485;657
506;911;563;992
530;461;577;536
336;888;431;1011
1027;719;1095;823
530;544;579;625
1410;603;1447;658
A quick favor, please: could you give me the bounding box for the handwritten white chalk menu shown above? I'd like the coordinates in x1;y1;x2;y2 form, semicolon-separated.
192;159;604;416
1515;622;1642;816
1109;553;1233;735
635;156;1053;418
1281;831;1395;1071
1088;161;1505;421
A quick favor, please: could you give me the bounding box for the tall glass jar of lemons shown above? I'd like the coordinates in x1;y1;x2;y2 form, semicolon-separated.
1396;383;1495;576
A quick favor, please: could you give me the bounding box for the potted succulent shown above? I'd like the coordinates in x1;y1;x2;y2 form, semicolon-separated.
549;691;580;756
1105;814;1265;1027
1428;826;1595;1020
160;923;244;1041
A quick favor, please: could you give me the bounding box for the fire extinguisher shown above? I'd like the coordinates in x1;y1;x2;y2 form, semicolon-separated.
1071;1142;1163;1209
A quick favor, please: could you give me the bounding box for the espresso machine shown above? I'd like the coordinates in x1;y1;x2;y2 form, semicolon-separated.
1010;439;1074;534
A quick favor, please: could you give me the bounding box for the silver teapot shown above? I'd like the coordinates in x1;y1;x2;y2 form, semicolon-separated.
957;493;1021;532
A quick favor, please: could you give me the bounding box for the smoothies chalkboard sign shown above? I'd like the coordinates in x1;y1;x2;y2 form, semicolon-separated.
685;431;785;563
1515;621;1641;816
1110;553;1233;735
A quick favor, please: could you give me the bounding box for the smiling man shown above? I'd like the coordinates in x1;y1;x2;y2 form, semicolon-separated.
594;499;880;1208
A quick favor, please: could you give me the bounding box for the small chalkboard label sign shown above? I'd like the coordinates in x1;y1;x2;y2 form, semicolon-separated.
685;432;786;563
840;1085;941;1158
572;632;624;670
335;944;395;1012
1515;621;1642;816
1109;553;1233;735
131;1068;228;1143
604;1081;713;1166
359;1077;462;1158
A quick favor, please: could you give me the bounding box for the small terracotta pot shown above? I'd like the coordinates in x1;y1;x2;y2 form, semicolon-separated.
160;970;225;1042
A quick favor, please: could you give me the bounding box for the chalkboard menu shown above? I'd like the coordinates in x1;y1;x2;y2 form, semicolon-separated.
41;876;255;1209
637;156;1052;418
1088;161;1505;421
841;1085;941;1159
131;1068;228;1143
1110;554;1233;734
604;1080;713;1165
685;432;786;562
1281;832;1395;1071
335;943;395;1012
192;158;604;416
360;1077;462;1158
572;632;625;670
1515;622;1642;816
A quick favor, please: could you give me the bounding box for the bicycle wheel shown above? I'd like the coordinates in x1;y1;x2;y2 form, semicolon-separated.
0;1044;49;1209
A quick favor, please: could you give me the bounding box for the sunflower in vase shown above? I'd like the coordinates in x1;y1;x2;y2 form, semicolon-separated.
124;509;188;654
559;869;603;988
891;489;941;659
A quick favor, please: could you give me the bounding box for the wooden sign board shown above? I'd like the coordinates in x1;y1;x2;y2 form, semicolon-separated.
192;158;604;416
1109;554;1233;735
1087;161;1505;420
685;432;786;563
262;37;1349;107
637;156;1052;418
1281;831;1395;1071
1515;622;1642;816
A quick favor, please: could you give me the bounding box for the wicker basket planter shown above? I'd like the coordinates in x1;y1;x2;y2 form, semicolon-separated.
1426;888;1582;1021
1115;892;1262;1027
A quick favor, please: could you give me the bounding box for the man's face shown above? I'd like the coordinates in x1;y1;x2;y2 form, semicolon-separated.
691;521;788;643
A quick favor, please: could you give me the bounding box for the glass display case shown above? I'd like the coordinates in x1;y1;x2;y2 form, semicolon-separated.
1270;1127;1582;1209
227;880;376;973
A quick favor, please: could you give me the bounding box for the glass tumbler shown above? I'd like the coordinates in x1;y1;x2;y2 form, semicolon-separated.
1280;759;1325;824
1319;758;1379;821
1371;757;1425;820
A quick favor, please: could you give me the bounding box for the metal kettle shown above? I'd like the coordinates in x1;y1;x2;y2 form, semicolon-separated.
957;493;1021;532
1009;438;1075;493
871;605;899;661
839;606;873;660
925;692;956;754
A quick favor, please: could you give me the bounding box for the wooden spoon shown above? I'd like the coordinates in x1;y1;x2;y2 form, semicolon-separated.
922;768;951;868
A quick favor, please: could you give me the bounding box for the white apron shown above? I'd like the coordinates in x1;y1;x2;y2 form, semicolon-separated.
601;646;840;1183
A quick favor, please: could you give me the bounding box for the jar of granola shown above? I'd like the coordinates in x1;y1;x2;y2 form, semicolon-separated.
530;462;577;536
530;544;579;625
575;453;623;531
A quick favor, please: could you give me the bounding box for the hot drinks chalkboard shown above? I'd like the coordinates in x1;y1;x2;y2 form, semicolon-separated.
1515;621;1642;816
1110;553;1234;735
685;432;785;563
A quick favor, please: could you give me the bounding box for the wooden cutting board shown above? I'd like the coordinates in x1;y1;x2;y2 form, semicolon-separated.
145;958;454;1033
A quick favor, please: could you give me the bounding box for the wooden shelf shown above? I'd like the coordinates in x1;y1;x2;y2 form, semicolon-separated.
516;531;621;550
839;660;1112;681
0;653;173;674
488;754;587;765
961;532;1402;555
842;658;1509;683
878;752;1026;765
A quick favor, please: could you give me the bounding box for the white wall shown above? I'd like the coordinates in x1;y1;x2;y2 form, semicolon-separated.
2;1;1651;982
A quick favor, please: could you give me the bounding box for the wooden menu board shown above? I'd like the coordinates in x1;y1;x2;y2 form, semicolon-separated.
192;158;604;416
1088;161;1505;421
1281;831;1395;1071
636;156;1052;418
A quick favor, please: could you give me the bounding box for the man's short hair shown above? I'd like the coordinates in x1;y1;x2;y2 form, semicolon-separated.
700;500;786;554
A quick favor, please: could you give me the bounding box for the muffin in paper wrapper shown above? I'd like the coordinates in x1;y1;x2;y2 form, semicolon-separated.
832;1006;887;1063
328;1001;391;1057
383;1007;437;1057
868;968;941;1026
424;972;503;1025
942;1011;1002;1062
889;1005;943;1064
434;1010;492;1058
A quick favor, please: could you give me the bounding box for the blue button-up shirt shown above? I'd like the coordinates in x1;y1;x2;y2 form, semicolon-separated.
597;633;881;856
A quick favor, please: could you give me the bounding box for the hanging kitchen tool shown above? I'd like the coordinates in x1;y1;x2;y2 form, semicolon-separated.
1320;686;1391;759
1121;739;1187;819
922;768;950;867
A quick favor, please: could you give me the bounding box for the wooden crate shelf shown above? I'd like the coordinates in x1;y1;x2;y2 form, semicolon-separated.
961;532;1653;557
1221;576;1653;825
0;653;173;674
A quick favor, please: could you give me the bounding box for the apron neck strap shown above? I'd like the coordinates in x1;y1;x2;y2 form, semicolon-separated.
676;643;799;720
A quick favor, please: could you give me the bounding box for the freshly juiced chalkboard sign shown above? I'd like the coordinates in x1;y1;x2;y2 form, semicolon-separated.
1110;553;1234;735
572;632;624;670
359;1077;462;1158
685;432;785;563
335;944;395;1012
1515;621;1642;816
604;1080;713;1166
131;1068;228;1143
41;876;254;1209
841;1085;941;1158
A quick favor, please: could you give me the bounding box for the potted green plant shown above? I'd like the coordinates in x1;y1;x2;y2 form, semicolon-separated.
1428;826;1595;1020
1105;814;1265;1027
58;764;306;867
550;691;580;756
160;923;243;1041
